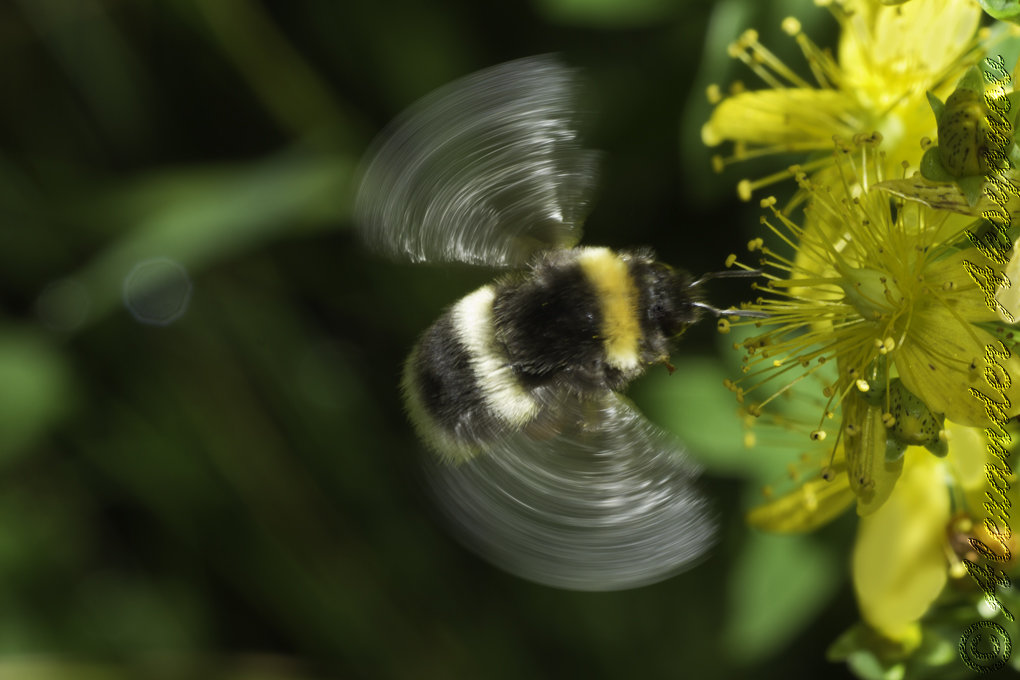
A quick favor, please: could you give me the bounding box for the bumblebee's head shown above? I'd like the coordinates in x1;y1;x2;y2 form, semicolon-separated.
641;262;705;339
640;261;766;339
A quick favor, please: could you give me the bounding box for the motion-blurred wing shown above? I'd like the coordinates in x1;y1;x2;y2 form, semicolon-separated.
423;392;715;591
355;55;600;267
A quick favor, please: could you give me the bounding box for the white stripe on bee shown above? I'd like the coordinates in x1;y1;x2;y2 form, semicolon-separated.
452;286;540;427
576;247;641;373
400;347;480;463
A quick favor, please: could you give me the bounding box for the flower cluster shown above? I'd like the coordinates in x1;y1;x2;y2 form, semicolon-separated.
703;0;983;200
705;0;1020;674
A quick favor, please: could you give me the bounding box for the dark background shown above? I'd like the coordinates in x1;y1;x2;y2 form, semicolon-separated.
0;0;875;677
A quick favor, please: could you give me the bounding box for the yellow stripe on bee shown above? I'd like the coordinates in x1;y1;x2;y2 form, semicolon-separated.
452;285;540;427
576;248;641;372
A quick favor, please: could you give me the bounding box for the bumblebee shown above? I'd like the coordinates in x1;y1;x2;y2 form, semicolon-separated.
356;55;757;591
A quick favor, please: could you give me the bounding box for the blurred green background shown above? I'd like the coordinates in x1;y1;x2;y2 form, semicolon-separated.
0;0;871;677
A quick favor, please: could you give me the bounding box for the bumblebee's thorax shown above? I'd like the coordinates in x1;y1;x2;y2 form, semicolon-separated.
491;246;700;394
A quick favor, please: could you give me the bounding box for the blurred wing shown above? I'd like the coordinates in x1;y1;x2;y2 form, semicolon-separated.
423;392;715;591
355;55;600;267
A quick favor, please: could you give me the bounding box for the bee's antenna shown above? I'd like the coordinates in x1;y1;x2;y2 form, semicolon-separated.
690;268;763;288
692;302;770;319
689;269;769;319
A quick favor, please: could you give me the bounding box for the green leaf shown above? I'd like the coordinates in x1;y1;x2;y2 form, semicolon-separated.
980;0;1020;23
66;151;354;328
635;356;787;479
925;91;945;122
847;651;904;680
532;0;678;27
0;328;73;463
954;65;986;95
724;528;842;664
959;174;987;207
919;146;953;183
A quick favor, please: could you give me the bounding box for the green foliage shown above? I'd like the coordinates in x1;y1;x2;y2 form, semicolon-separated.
725;529;843;665
0;329;73;462
533;0;679;27
981;0;1020;23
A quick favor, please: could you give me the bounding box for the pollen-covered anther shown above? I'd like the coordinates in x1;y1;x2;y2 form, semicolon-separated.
849;131;882;147
759;196;777;209
738;180;753;202
920;136;933;150
882;412;896;428
855;378;870;392
706;83;722;104
748;237;764;252
820;466;835;482
718;319;731;333
810;429;826;441
781;17;801;35
876;337;896;354
725;253;738;268
748;403;763;417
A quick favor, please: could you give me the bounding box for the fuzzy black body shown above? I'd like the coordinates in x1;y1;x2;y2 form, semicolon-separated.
403;246;703;461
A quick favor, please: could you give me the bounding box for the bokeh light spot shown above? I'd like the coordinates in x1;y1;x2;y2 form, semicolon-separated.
122;258;193;326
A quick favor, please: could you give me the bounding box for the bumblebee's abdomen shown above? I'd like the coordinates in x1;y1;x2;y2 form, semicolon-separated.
403;285;540;462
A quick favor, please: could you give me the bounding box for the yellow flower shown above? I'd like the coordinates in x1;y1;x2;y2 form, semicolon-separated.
702;0;982;199
751;419;1016;644
852;420;1013;642
727;141;1020;510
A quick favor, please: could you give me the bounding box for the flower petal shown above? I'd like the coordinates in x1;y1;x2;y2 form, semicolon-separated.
852;448;950;640
896;316;1020;428
702;89;859;148
747;455;856;533
838;0;981;98
923;248;1008;323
